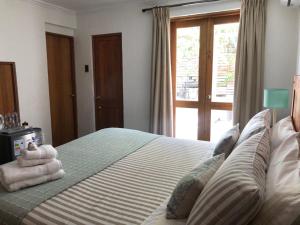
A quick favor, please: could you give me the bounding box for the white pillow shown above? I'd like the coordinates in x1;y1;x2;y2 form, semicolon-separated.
269;116;300;166
271;116;297;150
269;133;300;166
251;185;300;225
266;161;300;200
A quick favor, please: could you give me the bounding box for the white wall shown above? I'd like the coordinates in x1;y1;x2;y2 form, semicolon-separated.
45;23;75;36
264;0;299;118
2;0;297;140
75;0;241;136
170;0;240;17
75;1;153;136
0;0;77;143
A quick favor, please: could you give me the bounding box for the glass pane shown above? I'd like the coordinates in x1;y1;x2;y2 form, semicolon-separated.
175;107;198;140
212;23;239;103
176;27;200;101
210;110;233;143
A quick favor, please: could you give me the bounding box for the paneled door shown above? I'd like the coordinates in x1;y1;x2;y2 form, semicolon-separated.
171;11;240;142
92;33;124;130
0;62;19;115
46;33;78;147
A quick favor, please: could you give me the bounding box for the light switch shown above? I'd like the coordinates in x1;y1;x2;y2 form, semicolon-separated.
85;65;89;73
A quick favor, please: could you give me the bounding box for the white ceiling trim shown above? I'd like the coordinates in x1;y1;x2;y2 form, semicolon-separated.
26;0;232;15
29;0;159;13
27;0;77;15
76;0;156;14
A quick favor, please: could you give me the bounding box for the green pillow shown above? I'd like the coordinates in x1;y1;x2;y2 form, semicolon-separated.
213;124;240;158
166;154;225;219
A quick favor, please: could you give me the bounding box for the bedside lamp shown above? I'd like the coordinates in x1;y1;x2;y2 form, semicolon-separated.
264;89;289;126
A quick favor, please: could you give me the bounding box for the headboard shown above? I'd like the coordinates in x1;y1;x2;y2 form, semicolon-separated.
291;75;300;132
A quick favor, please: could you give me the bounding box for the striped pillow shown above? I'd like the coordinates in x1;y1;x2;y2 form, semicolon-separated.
187;129;271;225
236;109;271;146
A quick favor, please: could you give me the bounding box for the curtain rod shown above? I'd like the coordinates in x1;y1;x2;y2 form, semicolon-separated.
142;0;222;13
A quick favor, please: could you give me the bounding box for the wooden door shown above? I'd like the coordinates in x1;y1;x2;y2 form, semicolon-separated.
46;33;78;147
171;11;240;141
0;62;19;115
92;33;124;130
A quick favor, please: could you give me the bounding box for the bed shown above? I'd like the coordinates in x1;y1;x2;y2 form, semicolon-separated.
0;128;214;225
0;76;299;225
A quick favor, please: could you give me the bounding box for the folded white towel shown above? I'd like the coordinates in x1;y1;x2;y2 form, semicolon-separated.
0;159;62;185
22;145;58;160
17;157;53;167
2;169;65;192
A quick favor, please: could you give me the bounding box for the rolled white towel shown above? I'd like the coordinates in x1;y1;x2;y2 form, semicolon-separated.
0;159;62;185
22;145;58;160
2;169;65;192
17;157;53;167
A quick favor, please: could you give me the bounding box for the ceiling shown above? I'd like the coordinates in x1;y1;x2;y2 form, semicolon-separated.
41;0;226;12
41;0;146;11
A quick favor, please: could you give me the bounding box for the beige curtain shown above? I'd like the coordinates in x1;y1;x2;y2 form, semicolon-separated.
150;7;174;136
233;0;266;129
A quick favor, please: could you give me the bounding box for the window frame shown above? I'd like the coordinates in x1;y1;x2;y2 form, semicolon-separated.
171;10;240;141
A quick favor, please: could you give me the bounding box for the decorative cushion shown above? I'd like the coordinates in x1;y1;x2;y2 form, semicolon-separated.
269;116;300;167
271;116;297;150
265;117;300;200
251;185;300;225
236;109;271;146
269;133;300;167
187;129;271;225
166;154;225;219
266;161;300;200
213;124;239;158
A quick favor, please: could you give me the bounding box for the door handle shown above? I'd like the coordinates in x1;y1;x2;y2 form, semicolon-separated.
207;95;211;100
98;106;102;110
71;94;76;97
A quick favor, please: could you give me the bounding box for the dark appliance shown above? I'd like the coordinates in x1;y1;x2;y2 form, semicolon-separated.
0;128;43;165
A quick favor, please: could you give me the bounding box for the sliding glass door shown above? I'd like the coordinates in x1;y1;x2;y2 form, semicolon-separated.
171;11;240;141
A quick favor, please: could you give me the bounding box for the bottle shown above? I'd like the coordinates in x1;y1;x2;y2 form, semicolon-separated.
0;114;4;130
27;142;38;151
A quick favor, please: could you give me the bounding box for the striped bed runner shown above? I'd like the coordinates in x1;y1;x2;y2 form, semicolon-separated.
22;137;213;225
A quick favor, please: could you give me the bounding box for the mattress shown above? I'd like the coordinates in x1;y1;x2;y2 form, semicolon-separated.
22;136;213;225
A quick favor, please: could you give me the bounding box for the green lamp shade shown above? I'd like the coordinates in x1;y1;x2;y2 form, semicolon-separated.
264;89;289;109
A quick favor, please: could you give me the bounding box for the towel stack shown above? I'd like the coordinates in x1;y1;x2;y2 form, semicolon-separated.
0;145;65;192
